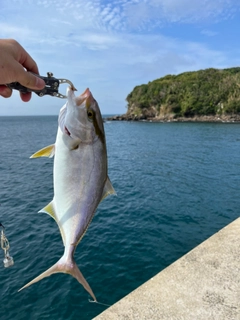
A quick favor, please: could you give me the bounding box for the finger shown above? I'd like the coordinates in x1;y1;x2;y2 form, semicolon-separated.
20;92;32;102
0;85;12;98
22;56;39;75
14;64;45;90
17;43;40;74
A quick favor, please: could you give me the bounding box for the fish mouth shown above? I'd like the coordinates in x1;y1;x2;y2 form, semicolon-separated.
76;88;94;107
67;87;94;107
63;88;94;138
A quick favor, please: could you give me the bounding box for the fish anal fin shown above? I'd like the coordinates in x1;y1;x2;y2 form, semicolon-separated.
30;144;55;158
101;176;116;202
39;201;56;220
39;201;66;246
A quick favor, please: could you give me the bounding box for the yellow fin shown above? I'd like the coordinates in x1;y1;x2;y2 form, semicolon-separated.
101;176;116;201
39;201;57;220
30;144;55;158
39;201;66;246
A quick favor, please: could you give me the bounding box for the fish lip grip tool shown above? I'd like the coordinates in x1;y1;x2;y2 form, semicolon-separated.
7;72;76;99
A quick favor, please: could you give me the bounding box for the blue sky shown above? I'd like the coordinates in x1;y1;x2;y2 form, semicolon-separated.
1;0;240;115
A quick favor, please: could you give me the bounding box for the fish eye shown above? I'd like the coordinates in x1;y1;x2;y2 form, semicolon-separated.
87;110;94;121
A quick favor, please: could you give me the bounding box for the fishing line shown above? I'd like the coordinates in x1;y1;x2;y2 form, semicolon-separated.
88;299;111;307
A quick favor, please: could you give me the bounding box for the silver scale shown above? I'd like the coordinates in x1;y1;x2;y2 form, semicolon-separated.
0;223;14;268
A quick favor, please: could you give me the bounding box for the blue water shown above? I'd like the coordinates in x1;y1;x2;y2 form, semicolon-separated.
0;117;239;319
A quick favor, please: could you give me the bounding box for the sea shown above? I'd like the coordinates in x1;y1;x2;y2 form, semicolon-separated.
0;116;239;320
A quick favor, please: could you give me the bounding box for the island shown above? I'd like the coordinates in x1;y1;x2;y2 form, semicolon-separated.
110;67;240;122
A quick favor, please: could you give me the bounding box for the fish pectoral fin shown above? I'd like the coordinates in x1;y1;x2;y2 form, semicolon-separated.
70;140;81;150
101;176;116;201
30;144;55;158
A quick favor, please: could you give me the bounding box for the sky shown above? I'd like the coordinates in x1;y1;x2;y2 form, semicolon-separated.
1;0;240;115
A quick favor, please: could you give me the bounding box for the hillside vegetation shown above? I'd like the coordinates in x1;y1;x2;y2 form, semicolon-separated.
126;67;240;119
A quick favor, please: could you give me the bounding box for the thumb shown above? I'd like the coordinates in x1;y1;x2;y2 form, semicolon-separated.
15;66;45;90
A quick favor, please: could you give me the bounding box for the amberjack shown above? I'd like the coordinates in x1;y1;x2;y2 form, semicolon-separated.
19;87;115;301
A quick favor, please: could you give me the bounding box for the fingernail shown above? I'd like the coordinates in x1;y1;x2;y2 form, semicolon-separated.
36;77;45;89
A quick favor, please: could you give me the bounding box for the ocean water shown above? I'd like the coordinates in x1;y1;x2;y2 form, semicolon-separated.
0;116;239;319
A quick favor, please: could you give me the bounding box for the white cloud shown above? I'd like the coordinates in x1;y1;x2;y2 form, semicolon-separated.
50;19;73;26
0;23;32;40
123;0;240;27
75;32;120;50
6;0;240;34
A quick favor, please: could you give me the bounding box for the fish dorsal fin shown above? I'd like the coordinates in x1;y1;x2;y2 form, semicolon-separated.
39;201;66;246
30;144;55;158
101;176;116;201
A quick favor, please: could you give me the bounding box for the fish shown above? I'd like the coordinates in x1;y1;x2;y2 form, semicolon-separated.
19;87;116;301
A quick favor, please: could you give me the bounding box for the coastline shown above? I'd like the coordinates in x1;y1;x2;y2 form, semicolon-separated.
106;114;240;123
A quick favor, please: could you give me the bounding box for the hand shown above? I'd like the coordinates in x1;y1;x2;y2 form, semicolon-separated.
0;39;45;102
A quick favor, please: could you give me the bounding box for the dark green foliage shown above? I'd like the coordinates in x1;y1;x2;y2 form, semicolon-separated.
126;67;240;116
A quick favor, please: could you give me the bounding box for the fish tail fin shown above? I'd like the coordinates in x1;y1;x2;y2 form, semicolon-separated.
68;259;97;302
18;256;97;302
18;262;60;292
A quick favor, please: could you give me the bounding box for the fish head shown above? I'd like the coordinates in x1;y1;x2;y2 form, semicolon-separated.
59;87;105;145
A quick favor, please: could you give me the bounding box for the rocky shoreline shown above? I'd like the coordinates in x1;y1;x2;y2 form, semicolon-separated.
106;114;240;123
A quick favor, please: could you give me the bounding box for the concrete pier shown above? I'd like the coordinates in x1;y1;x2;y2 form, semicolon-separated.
94;218;240;320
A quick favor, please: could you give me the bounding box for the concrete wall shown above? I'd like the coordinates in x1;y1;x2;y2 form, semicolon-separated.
94;218;240;320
